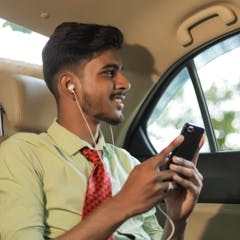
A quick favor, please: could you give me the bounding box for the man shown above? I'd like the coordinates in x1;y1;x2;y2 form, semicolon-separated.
0;22;203;240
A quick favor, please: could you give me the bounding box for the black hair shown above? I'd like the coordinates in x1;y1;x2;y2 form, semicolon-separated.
42;22;124;99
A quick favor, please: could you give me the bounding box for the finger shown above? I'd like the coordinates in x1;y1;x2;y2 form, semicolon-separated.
170;162;200;181
199;135;205;149
170;157;203;181
171;156;195;168
150;135;184;169
163;181;177;194
157;169;175;182
171;167;203;195
157;181;177;195
192;135;205;165
173;173;203;196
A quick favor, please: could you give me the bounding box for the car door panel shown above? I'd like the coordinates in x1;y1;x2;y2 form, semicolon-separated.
186;203;240;240
124;28;240;238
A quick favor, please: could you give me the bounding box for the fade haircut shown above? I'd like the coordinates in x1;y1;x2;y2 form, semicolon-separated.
42;22;124;99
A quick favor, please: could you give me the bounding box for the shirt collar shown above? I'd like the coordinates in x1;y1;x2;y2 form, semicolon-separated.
47;121;106;156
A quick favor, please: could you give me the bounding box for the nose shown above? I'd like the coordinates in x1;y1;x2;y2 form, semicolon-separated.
115;72;131;91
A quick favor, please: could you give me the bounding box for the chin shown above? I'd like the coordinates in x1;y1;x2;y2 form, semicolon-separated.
108;119;123;125
97;110;124;125
108;115;124;125
102;113;124;125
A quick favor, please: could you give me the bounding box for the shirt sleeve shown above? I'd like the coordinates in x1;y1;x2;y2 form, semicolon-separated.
0;138;46;240
111;147;163;239
141;208;163;239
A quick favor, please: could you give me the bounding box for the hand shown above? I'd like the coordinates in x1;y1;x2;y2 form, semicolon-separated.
164;136;204;222
115;136;184;218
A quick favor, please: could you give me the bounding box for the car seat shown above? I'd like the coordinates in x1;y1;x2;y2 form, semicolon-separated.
0;74;57;143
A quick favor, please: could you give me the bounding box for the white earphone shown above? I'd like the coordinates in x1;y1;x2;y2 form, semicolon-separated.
67;83;75;93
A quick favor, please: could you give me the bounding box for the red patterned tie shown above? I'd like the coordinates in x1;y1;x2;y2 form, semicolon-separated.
80;147;114;240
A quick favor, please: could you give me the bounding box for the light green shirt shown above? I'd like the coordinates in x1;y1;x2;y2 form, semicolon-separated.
0;121;163;240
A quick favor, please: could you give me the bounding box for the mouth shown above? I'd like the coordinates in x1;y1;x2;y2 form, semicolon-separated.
111;94;126;109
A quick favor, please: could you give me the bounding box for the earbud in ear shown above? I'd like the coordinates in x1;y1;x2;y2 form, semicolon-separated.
67;83;75;93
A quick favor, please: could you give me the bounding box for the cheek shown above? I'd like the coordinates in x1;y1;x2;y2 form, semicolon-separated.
81;82;113;108
82;92;109;113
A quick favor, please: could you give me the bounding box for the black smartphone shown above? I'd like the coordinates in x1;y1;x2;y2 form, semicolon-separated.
165;122;205;169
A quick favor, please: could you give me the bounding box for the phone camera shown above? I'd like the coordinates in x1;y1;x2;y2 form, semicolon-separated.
186;125;194;133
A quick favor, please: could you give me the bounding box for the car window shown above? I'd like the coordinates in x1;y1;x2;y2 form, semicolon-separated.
194;35;240;151
0;18;48;65
146;32;240;153
146;68;208;152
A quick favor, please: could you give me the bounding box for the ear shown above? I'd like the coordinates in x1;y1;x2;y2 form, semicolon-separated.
58;72;79;99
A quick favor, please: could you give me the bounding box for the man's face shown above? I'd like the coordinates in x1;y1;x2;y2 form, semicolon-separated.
78;49;131;125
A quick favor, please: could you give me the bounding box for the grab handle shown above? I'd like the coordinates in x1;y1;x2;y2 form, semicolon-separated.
177;4;237;46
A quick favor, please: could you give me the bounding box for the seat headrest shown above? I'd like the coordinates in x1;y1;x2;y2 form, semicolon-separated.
0;74;57;135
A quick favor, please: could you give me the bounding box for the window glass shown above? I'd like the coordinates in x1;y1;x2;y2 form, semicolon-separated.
146;68;207;152
146;33;240;153
0;18;48;65
194;35;240;150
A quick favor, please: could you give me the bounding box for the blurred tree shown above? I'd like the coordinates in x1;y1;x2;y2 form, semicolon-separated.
2;21;32;34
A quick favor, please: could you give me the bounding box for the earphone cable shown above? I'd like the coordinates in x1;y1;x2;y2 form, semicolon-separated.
157;204;175;240
72;90;98;149
72;89;175;239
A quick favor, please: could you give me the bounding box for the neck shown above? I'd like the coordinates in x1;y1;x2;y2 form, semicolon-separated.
58;117;100;147
57;107;100;147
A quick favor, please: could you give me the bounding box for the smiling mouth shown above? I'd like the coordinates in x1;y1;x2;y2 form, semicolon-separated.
112;94;125;108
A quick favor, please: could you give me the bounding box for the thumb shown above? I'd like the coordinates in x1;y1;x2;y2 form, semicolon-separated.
193;135;205;165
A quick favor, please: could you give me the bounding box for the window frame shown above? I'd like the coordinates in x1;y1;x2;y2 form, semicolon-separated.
124;28;240;155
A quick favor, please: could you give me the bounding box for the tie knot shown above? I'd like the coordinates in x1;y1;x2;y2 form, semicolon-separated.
80;147;101;166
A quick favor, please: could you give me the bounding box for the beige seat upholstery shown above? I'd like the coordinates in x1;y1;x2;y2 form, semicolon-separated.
0;74;57;143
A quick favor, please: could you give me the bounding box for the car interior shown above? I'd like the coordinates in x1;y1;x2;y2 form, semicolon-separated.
1;0;240;239
0;73;56;144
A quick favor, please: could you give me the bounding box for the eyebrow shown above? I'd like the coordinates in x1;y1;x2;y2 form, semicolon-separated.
102;63;124;71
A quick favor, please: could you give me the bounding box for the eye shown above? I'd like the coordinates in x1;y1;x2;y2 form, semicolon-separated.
104;69;116;78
